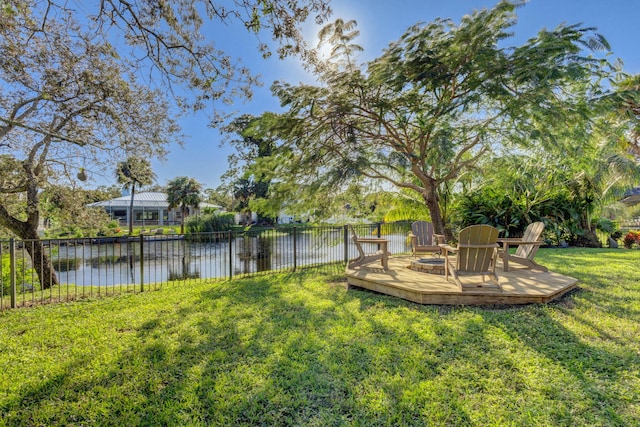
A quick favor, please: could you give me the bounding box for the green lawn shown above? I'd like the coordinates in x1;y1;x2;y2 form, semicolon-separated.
1;248;639;426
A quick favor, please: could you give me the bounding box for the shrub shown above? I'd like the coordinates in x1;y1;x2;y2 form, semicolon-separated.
623;231;640;249
186;212;235;233
107;220;120;230
1;253;39;295
455;188;606;247
454;188;526;236
611;230;623;241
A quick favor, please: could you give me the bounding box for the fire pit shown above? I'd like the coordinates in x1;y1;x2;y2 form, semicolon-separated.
409;258;445;275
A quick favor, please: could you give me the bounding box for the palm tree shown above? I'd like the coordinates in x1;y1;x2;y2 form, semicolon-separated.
167;176;203;234
116;157;155;235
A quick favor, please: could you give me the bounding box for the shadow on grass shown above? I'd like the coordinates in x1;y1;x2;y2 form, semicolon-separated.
542;248;640;321
482;307;633;424
3;259;639;425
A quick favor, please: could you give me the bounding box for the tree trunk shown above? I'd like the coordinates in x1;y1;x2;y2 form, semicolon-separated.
180;207;187;234
0;188;59;290
23;235;59;290
1;216;60;290
423;180;452;241
128;184;136;235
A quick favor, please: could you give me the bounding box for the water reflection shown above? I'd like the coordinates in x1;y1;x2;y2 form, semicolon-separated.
236;235;273;274
50;231;409;287
256;235;273;272
168;255;200;281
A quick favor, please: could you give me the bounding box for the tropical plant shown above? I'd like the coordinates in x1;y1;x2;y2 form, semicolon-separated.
454;102;640;244
167;177;203;234
613;74;640;155
116;157;156;235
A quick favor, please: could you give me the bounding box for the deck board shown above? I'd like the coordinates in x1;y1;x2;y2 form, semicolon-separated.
345;255;578;305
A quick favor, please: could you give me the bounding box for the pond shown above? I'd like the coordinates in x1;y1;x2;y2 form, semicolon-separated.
51;230;411;287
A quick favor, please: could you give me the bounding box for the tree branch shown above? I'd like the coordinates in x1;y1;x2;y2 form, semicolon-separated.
0;116;86;146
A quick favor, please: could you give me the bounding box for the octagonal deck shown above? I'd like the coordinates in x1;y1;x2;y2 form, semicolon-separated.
345;255;578;305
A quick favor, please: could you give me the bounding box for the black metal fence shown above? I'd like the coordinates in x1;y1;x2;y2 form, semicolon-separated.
0;222;412;310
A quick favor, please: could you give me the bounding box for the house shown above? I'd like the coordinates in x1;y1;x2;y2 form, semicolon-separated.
88;192;221;226
622;187;640;206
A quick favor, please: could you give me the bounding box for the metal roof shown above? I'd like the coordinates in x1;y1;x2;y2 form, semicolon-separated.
88;192;221;210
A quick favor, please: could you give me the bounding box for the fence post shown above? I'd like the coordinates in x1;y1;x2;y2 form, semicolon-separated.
292;226;297;272
228;231;233;280
376;222;383;251
139;234;144;292
343;225;349;265
9;238;16;309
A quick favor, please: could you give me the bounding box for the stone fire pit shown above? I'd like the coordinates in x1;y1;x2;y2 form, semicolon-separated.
409;257;445;275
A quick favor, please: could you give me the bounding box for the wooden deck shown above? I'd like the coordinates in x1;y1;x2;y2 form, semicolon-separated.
345;255;578;305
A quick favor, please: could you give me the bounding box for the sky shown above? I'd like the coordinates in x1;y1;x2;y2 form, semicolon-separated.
136;0;640;192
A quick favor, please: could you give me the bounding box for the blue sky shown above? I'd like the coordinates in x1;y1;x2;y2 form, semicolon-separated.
143;0;640;191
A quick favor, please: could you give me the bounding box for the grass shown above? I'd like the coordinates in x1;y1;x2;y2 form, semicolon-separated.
1;248;639;426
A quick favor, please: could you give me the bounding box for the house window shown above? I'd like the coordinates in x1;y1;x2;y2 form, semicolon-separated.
135;211;159;221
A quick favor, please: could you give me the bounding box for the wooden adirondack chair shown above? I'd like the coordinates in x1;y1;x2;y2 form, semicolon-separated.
348;225;390;270
409;221;444;257
439;225;500;290
498;221;548;272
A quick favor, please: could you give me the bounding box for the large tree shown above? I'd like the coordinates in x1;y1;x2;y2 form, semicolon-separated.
0;0;330;289
253;2;626;239
167;176;203;234
0;5;178;288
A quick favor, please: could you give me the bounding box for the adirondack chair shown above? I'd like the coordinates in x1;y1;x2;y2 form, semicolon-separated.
498;221;548;272
348;225;390;270
409;221;444;257
439;225;500;290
